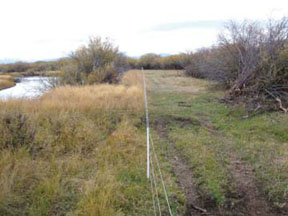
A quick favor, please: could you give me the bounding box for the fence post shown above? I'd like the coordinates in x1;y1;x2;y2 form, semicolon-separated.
142;68;150;179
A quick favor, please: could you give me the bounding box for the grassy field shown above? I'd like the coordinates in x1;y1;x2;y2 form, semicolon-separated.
0;69;287;215
0;75;15;90
0;70;185;216
146;70;288;215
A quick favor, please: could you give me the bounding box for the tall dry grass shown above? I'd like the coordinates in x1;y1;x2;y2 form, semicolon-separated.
0;70;158;215
0;75;15;90
121;69;143;87
40;84;143;112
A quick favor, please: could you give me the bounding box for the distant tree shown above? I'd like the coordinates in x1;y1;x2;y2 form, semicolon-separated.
138;53;161;69
160;54;185;69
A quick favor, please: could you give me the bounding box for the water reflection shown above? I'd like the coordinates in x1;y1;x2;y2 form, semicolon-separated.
0;76;56;100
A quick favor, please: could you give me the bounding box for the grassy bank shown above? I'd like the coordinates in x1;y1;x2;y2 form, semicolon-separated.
0;75;15;90
0;70;147;215
146;70;288;215
1;69;287;215
2;70;63;77
0;70;184;215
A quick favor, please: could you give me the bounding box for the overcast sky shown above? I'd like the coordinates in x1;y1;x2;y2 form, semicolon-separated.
0;0;288;61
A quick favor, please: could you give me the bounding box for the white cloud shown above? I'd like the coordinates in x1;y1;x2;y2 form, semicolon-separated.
0;0;287;60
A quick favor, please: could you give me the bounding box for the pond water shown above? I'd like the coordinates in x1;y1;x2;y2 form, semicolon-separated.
0;76;56;100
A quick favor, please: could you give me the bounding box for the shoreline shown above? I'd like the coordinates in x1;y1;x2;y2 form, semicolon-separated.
0;75;16;91
0;83;16;91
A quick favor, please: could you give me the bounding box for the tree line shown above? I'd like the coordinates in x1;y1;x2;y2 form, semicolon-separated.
0;60;62;74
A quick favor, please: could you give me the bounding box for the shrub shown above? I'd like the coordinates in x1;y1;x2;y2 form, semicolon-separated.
184;49;212;79
62;37;129;85
185;17;288;112
0;113;36;149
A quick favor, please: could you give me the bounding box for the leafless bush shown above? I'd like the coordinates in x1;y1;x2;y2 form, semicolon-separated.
222;18;288;111
185;17;288;112
185;49;215;79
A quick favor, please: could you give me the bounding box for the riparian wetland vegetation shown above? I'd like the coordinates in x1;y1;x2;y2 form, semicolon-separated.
0;17;288;216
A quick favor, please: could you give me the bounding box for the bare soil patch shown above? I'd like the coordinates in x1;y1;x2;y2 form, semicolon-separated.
227;155;271;216
153;117;217;215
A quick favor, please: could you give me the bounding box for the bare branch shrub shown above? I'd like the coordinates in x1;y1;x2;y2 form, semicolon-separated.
185;17;288;112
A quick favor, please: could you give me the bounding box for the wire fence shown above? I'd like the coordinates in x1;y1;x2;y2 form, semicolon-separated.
142;68;174;216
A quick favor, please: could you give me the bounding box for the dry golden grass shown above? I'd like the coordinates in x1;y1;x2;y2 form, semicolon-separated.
0;70;187;215
0;75;14;81
121;69;144;87
146;70;208;94
0;70;161;215
2;72;24;77
0;71;143;113
0;75;15;90
40;84;143;112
